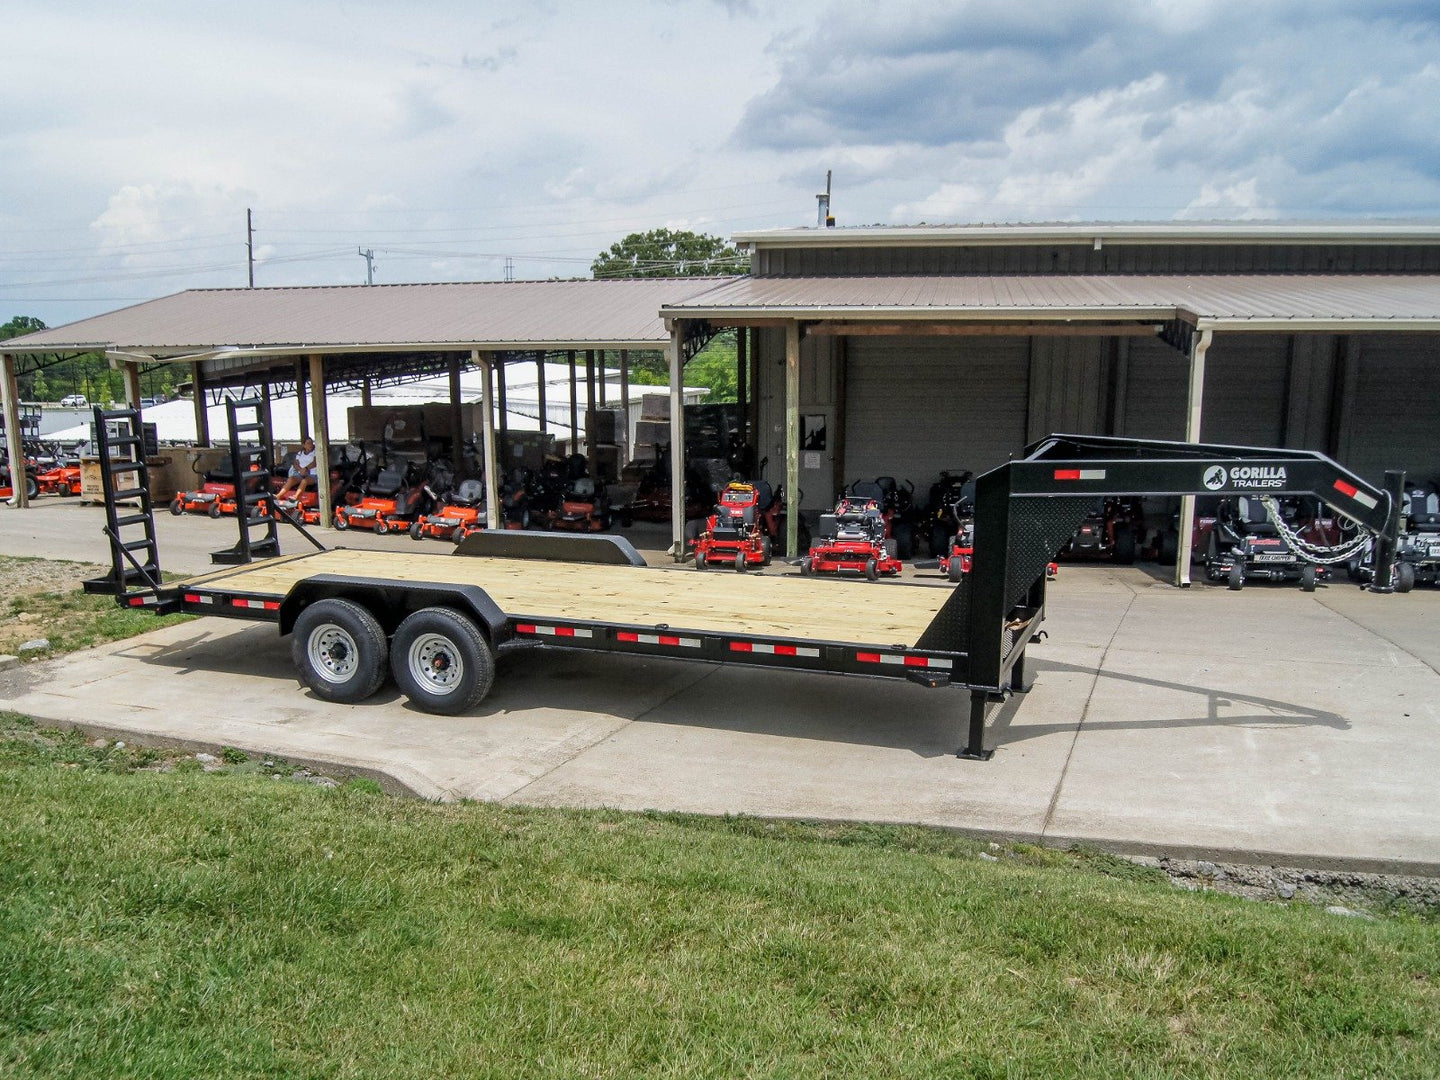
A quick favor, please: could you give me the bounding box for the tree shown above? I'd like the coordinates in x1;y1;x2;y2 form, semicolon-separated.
590;228;746;278
0;315;46;341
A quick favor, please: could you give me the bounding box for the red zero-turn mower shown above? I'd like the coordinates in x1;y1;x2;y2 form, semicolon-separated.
694;481;773;571
334;464;431;533
801;483;903;582
1;460;39;501
171;458;256;518
411;478;487;543
35;458;81;496
924;521;1058;583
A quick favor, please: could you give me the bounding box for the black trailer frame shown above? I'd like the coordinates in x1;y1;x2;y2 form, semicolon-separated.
91;416;1402;760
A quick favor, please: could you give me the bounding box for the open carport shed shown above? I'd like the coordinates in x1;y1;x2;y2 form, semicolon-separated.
0;277;727;523
659;223;1440;580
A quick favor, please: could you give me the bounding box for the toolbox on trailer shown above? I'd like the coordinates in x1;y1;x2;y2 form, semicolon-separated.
87;400;1406;760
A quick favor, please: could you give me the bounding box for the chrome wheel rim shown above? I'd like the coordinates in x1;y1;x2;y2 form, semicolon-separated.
308;625;359;684
408;633;462;695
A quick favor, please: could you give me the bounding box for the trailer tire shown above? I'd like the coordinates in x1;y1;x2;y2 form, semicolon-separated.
865;557;880;582
1227;564;1245;591
293;599;389;704
947;556;964;583
1300;565;1317;592
1396;563;1416;593
207;501;222;519
390;607;494;715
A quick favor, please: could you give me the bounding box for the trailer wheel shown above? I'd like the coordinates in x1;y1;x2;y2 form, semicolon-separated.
409;520;424;541
293;599;389;704
1396;563;1416;593
947;556;964;583
207;501;222;519
1300;565;1317;592
865;557;880;582
170;497;184;516
1227;564;1245;591
390;607;494;715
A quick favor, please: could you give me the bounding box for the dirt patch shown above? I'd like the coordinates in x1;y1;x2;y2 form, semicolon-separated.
0;555;108;599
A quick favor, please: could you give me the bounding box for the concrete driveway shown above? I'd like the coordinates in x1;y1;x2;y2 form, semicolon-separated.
2;499;1437;872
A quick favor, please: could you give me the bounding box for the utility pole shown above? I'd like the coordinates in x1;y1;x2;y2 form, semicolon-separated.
358;247;376;285
246;208;255;287
504;256;514;282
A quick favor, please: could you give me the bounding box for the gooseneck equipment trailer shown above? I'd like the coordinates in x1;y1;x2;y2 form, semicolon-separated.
84;401;1404;760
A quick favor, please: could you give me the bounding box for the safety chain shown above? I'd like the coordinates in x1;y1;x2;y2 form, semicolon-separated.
1258;497;1373;565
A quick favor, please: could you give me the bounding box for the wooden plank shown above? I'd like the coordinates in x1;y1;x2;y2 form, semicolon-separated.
175;548;949;647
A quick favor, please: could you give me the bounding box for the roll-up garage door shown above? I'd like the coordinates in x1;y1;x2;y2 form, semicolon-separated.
843;336;1029;485
1343;335;1440;484
1118;338;1188;441
1200;334;1288;446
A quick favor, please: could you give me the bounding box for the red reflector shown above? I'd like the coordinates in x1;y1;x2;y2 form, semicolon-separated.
1333;479;1359;498
856;652;881;663
555;627;576;638
1053;469;1081;480
183;593;200;603
128;596;145;606
617;632;639;642
515;623;536;633
658;635;680;646
774;645;797;657
903;656;928;668
729;642;753;652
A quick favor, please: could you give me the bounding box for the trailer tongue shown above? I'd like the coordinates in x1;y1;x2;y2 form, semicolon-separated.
86;401;1402;760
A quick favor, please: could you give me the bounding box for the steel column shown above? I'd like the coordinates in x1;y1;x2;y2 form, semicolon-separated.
585;349;597;466
619;349;630;457
295;360;310;441
192;362;211;447
567;350;578;453
669;323;685;559
448;354;464;477
477;350;500;531
1174;327;1213;586
1;353;27;507
784;321;801;558
307;354;332;527
736;329;748;446
536;354;548;434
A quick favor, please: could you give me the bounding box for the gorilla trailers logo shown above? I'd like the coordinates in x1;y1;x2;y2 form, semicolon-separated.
1202;465;1227;491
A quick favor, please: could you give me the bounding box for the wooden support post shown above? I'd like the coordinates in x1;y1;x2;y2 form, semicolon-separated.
668;324;685;559
448;353;464;477
497;355;509;439
192;362;210;447
619;349;630;458
295;360;310;441
597;349;607;406
736;329;748;447
476;350;500;531
785;322;801;559
585;349;597;466
122;362;142;409
1174;328;1213;587
568;350;578;454
361;375;372;408
747;328;760;458
308;354;332;527
536;354;548;434
1;353;28;507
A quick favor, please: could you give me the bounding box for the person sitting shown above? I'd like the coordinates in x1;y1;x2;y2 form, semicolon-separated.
276;438;317;501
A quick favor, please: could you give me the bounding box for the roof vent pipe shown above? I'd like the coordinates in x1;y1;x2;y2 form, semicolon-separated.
816;170;834;227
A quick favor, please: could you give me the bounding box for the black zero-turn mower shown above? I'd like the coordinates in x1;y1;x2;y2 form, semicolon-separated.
1350;485;1440;592
1205;495;1325;591
1060;497;1142;563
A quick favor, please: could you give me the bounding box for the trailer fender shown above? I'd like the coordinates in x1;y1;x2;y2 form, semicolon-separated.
278;574;509;645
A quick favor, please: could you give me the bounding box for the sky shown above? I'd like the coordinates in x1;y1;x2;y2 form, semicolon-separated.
3;0;1438;328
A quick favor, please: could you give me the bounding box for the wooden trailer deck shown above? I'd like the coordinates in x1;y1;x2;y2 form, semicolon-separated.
178;548;953;646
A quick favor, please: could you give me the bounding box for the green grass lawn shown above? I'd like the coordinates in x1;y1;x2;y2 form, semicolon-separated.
1;722;1436;1079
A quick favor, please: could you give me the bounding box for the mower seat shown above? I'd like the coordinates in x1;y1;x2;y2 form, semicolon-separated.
569;478;596;498
850;481;883;503
454;479;484;506
1409;490;1440;532
369;468;405;497
1236;496;1276;536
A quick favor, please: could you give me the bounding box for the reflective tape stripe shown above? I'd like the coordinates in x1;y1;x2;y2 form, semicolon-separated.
1333;479;1379;510
182;593;215;605
231;598;280;611
856;651;952;671
617;632;702;648
514;623;593;639
729;642;820;658
1054;468;1107;481
127;594;159;606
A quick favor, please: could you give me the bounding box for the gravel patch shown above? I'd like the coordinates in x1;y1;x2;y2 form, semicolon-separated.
1150;855;1440;916
0;555;108;598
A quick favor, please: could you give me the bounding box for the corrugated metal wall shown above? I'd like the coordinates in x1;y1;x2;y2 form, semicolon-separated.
754;243;1440;277
1116;337;1188;441
1199;334;1289;446
1336;334;1440;484
1026;336;1111;442
842;337;1030;483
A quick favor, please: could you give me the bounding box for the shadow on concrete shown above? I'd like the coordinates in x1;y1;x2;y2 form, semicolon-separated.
987;657;1350;749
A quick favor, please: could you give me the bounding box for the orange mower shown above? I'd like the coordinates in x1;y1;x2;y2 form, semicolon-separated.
411;478;487;543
